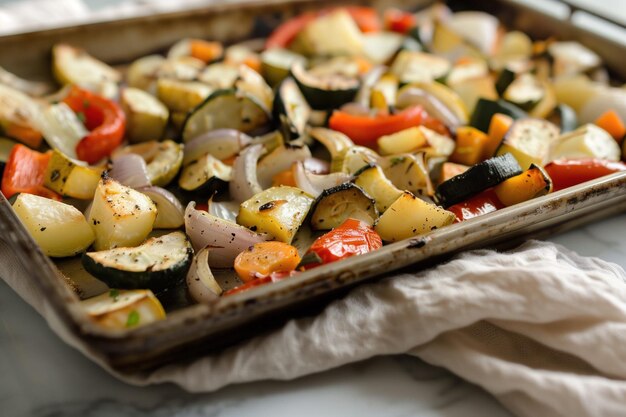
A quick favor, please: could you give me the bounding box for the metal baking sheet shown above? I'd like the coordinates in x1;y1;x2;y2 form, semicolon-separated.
0;0;624;372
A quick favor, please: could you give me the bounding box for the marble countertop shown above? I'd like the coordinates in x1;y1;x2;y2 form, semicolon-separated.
2;213;625;417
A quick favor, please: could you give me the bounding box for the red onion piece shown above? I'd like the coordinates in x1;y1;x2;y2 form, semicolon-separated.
293;161;351;198
183;129;253;166
185;202;269;268
303;157;330;175
207;196;239;223
186;246;223;303
229;143;264;203
138;186;184;229
396;87;462;127
109;153;151;188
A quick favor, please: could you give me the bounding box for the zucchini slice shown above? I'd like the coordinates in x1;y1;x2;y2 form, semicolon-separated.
82;231;193;292
291;61;360;110
310;183;378;230
261;48;307;87
503;73;545;111
469;98;527;133
182;89;271;142
495;118;561;169
353;164;403;213
273;77;311;141
435;153;522;207
178;153;232;196
44;150;104;199
237;186;314;243
374;191;455;242
547;104;578;133
126;54;165;93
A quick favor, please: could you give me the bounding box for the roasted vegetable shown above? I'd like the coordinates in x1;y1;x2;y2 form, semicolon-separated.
436;153;522;207
44;150;104;199
544;159;626;192
551;124;621;162
374;191;455;242
291;60;360;110
0;84;43;148
273;77;311;140
83;231;193;292
182;89;271;142
121;88;169;143
382;153;433;196
310;182;378;230
81;289;165;329
353;164;403;213
1;144;60;200
156;78;212;114
493;164;552;206
237;186;314;243
300;218;382;269
377;127;427;156
114;140;183;187
495;118;561;169
12;193;94;257
178;153;232;196
470;98;526;134
447;189;504;222
234;241;300;282
88;176;156;251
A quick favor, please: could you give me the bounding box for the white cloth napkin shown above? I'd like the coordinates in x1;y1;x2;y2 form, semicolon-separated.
2;239;626;417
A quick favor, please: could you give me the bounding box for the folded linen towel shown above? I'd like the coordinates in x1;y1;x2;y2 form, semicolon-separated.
2;239;626;417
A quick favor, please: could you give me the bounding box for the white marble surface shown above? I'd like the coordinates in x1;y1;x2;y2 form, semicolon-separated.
2;213;625;417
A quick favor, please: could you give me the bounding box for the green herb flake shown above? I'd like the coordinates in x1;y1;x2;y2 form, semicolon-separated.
109;289;119;302
76;112;86;124
390;157;405;167
126;310;140;327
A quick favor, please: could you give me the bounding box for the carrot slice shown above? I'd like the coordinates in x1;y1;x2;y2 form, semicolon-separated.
484;113;513;160
450;126;489;166
594;109;626;144
234;241;301;283
272;166;297;187
189;40;223;63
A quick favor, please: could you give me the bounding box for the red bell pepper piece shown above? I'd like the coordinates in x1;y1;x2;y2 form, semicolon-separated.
343;6;382;33
544;159;626;192
265;7;381;49
384;8;417;34
1;144;60;200
447;189;505;223
328;106;449;148
62;86;125;164
224;271;296;296
300;218;383;270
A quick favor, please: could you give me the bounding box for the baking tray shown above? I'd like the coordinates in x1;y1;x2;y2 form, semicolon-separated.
0;0;625;373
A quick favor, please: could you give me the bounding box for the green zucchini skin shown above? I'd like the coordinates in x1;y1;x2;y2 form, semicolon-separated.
470;98;527;133
272;77;311;141
290;62;359;111
181;88;271;142
435;153;522;207
177;153;231;198
547;104;578;133
495;68;516;96
82;232;193;293
310;182;378;230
